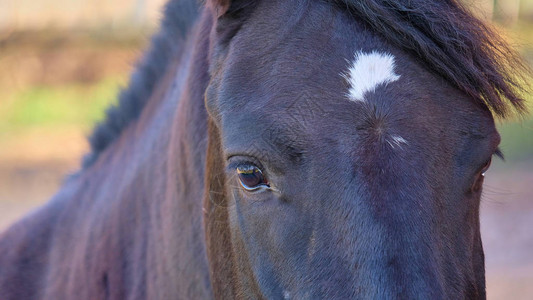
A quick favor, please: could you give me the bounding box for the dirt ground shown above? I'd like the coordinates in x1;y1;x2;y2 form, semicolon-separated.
0;135;531;299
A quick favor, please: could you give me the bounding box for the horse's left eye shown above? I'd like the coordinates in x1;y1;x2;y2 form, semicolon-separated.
237;165;269;191
480;157;492;176
472;157;492;193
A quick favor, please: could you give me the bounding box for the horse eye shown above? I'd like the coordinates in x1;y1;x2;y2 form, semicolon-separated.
472;157;492;193
237;165;269;191
481;157;492;176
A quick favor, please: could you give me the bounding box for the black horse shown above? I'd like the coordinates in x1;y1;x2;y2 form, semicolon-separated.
0;0;528;298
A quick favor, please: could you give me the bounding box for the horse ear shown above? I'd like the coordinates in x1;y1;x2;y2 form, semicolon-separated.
208;0;231;17
208;0;258;18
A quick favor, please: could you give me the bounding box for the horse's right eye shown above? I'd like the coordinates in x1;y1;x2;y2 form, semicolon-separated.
237;165;269;191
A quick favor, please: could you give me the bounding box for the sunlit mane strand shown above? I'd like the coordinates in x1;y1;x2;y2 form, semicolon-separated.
335;0;530;118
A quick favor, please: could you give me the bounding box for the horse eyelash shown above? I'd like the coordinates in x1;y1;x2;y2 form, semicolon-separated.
493;148;504;161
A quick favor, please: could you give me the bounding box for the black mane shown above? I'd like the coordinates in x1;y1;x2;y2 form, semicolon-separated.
336;0;529;118
83;0;199;167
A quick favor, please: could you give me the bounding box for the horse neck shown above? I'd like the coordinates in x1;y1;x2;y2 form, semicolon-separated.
152;12;213;294
67;9;215;298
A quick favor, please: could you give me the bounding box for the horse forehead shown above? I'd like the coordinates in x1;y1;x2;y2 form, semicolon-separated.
343;51;401;103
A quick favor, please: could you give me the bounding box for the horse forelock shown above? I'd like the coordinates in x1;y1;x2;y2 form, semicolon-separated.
334;0;529;118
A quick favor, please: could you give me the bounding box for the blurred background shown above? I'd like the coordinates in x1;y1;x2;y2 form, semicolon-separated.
0;0;531;298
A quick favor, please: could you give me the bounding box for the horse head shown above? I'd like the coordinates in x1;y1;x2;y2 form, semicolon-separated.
202;0;525;298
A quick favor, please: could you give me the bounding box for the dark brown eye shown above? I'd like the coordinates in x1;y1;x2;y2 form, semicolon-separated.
480;157;492;176
472;157;492;193
237;165;269;191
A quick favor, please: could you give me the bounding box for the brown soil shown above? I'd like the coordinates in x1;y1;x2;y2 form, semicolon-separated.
0;30;145;92
0;128;86;229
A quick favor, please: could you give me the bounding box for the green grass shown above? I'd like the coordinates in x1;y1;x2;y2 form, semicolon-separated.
497;72;533;164
498;118;533;163
0;76;124;134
